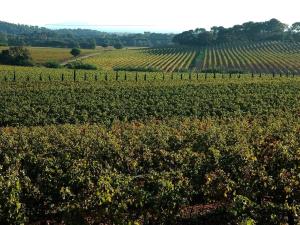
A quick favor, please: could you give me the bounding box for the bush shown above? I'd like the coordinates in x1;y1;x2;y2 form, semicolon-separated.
43;61;62;68
70;48;81;57
100;43;109;48
65;61;97;70
0;46;33;66
113;43;123;49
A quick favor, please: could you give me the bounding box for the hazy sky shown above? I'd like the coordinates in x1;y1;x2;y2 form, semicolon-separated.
1;0;299;32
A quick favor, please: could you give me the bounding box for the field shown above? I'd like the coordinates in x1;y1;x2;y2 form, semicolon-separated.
1;41;299;74
201;41;300;74
0;39;300;225
79;41;300;74
83;48;196;72
0;46;102;64
0;62;299;225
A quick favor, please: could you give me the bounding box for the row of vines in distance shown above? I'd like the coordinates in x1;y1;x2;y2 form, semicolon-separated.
83;48;198;72
201;41;300;74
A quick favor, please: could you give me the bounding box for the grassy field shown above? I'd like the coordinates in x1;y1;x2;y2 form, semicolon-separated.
0;46;103;64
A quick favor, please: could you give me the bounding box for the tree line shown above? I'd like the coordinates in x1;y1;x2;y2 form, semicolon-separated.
0;21;175;49
173;19;300;46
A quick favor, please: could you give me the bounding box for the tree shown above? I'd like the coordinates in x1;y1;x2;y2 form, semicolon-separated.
196;30;213;46
79;39;96;49
0;46;33;66
173;18;294;46
113;43;123;49
100;43;109;48
70;48;81;57
0;32;8;46
211;26;225;41
291;22;300;32
172;30;196;45
262;18;287;40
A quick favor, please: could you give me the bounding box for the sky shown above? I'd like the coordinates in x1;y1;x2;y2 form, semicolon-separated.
1;0;299;33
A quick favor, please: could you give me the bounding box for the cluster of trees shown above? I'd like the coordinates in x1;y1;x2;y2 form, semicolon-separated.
0;21;175;48
0;46;33;66
173;19;300;46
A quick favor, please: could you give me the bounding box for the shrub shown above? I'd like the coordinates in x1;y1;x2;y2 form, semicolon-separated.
0;46;33;66
43;61;62;68
113;43;123;49
100;43;109;48
70;48;81;57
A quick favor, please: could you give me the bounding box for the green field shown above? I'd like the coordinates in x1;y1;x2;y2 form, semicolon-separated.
79;41;300;74
1;41;299;74
0;76;300;126
83;48;196;72
0;46;103;64
0;66;299;224
201;41;300;74
0;40;300;224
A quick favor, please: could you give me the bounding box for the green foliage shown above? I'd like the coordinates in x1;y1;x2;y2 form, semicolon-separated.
43;61;62;68
70;48;81;57
0;117;299;224
113;43;123;49
1;77;300;127
174;18;290;46
0;21;174;48
100;43;109;48
0;65;299;224
113;66;161;72
0;46;33;66
201;41;300;74
83;47;196;72
65;61;97;70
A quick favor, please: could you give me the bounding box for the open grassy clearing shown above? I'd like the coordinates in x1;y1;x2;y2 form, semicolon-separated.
0;46;104;64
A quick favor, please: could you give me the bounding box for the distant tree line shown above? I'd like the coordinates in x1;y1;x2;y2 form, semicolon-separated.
0;21;175;48
173;19;300;46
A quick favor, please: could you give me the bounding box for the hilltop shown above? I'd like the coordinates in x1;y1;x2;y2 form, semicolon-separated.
0;20;174;48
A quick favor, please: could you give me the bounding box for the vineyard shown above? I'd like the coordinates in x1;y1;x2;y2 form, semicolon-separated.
1;9;300;225
0;69;299;224
0;76;300;127
83;48;197;72
0;41;300;225
201;41;300;74
1;41;298;74
80;41;300;75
